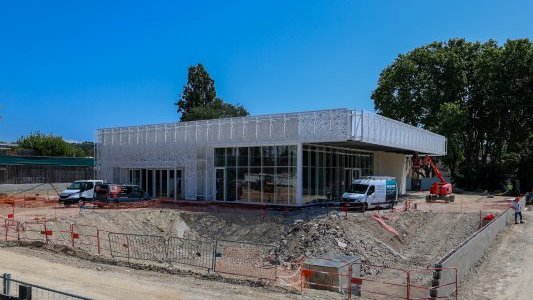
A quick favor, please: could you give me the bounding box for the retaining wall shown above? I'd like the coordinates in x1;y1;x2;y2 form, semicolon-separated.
433;197;525;298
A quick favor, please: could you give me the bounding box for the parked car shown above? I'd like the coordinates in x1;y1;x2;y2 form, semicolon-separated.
59;180;103;205
94;184;151;203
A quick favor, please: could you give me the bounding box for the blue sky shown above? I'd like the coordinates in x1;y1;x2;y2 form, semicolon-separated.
0;0;531;142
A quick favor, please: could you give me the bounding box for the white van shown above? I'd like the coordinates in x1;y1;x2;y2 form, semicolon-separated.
59;180;103;205
341;176;398;209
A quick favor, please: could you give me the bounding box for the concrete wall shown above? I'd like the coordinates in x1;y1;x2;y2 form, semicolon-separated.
374;151;408;194
433;197;525;298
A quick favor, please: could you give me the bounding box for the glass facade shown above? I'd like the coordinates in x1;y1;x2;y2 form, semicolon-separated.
303;145;373;203
214;145;297;205
127;168;182;199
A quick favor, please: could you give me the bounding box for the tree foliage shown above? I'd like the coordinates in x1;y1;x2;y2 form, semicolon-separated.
176;64;249;121
17;133;90;157
372;38;533;191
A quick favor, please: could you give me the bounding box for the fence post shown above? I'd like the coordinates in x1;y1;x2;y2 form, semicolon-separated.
3;273;11;295
212;240;218;273
347;264;352;299
70;224;75;248
97;228;101;255
164;237;170;266
4;220;7;241
108;232;113;257
455;268;458;300
406;271;410;300
44;221;48;243
126;235;130;261
19;285;32;300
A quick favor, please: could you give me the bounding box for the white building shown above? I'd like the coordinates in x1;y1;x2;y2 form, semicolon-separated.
96;109;446;206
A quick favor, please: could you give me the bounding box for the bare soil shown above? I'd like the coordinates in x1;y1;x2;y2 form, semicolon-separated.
0;188;513;299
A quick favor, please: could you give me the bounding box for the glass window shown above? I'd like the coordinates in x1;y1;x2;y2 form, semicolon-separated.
236;167;248;201
225;167;236;201
249;167;262;202
263;167;275;203
226;148;237;168
250;147;261;167
288;166;297;204
238;147;249;168
215;148;225;167
275;166;289;204
303;150;309;167
262;146;276;167
169;170;175;198
277;145;289;166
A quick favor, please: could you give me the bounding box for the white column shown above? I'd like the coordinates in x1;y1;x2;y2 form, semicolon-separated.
174;167;178;201
296;143;303;206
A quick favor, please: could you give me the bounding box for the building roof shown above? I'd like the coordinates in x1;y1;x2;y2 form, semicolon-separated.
96;108;447;155
0;155;94;167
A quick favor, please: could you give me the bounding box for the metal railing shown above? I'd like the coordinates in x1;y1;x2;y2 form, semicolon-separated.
1;273;92;300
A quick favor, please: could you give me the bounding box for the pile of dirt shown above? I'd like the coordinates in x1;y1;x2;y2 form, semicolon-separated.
59;208;479;274
275;210;479;274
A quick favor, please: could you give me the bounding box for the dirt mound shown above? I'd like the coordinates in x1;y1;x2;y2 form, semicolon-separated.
276;210;479;272
57;208;479;274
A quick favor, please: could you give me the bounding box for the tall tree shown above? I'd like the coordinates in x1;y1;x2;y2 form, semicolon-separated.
175;64;249;121
372;38;533;191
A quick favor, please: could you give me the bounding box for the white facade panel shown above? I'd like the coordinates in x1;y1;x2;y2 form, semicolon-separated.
96;109;446;201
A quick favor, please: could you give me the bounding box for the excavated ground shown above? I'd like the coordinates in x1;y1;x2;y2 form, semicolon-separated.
0;186;508;299
56;207;479;274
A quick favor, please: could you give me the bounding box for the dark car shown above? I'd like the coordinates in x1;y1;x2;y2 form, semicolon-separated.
94;184;150;203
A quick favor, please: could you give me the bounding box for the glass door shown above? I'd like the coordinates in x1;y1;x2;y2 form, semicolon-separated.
215;168;225;201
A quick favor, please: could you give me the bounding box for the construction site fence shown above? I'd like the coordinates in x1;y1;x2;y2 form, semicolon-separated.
300;260;458;300
1;218;462;299
1;273;92;300
1;218;278;280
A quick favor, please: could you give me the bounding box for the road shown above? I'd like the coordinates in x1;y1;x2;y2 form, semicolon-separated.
461;208;533;299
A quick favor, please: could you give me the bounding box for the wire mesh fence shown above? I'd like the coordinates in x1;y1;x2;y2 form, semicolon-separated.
214;240;278;281
108;233;167;263
167;237;215;270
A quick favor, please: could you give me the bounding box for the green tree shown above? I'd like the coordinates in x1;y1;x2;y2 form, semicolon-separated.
372;38;533;191
175;64;249;121
17;133;89;157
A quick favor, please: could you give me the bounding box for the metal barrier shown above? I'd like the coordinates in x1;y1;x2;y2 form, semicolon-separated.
1;273;92;300
3;219;19;241
167;237;214;270
108;233;167;262
0;216;458;296
72;224;102;255
45;221;72;248
408;268;457;300
214;240;278;281
300;261;457;300
18;222;47;242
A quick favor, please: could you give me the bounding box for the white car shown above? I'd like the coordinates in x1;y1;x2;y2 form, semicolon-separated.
59;180;103;205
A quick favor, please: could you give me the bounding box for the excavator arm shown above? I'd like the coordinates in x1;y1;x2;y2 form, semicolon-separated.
423;155;446;184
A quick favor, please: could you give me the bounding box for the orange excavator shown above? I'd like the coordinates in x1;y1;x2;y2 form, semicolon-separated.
422;155;455;203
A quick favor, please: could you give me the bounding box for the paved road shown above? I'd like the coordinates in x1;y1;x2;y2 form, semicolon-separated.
462;208;533;299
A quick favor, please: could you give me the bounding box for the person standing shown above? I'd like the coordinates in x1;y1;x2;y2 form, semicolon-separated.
511;197;524;224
